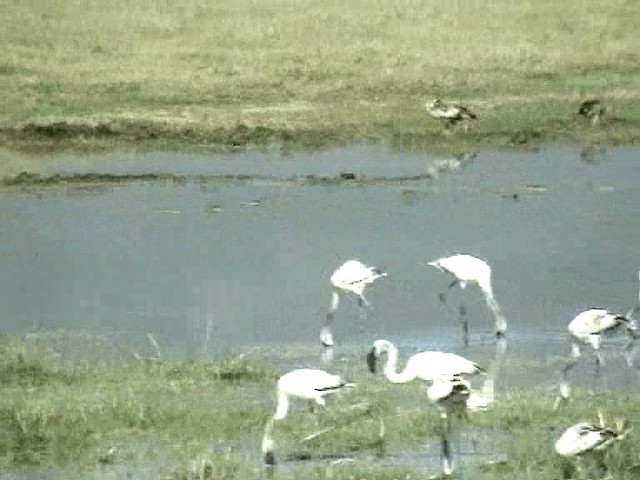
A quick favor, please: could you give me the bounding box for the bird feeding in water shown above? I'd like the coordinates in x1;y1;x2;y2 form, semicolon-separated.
567;307;636;368
261;369;355;466
321;259;387;347
427;254;507;338
426;99;477;130
367;339;485;476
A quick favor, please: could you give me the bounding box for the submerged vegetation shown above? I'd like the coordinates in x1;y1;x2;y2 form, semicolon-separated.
1;0;639;152
1;333;640;478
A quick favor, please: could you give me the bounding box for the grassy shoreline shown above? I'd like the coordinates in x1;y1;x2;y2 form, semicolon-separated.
2;1;639;154
2;333;640;479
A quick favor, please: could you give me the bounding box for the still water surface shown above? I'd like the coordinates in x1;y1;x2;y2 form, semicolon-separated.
1;144;637;359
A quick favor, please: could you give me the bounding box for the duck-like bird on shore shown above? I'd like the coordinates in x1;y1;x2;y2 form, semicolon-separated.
577;99;605;125
426;99;477;128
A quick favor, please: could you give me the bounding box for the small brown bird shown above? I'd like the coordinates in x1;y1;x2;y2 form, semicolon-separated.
426;99;477;129
577;99;605;125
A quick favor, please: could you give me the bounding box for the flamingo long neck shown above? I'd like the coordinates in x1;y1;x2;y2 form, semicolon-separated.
274;391;289;420
481;286;507;334
262;390;289;456
261;418;275;454
383;345;416;384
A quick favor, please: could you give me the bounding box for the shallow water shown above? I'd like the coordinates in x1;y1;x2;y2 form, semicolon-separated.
1;144;637;356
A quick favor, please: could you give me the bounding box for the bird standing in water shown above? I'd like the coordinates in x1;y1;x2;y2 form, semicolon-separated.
321;259;386;347
428;254;507;339
567;307;635;368
367;339;485;476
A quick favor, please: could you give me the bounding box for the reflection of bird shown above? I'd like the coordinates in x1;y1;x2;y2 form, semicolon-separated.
568;308;635;367
428;254;507;337
321;260;387;347
368;340;483;476
577;99;605;125
426;99;477;129
555;414;630;457
261;369;354;466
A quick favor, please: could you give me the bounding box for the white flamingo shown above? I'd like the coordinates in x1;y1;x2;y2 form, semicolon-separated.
321;259;387;347
428;254;507;337
367;340;484;476
261;369;354;466
366;339;486;383
555;412;630;457
568;308;636;367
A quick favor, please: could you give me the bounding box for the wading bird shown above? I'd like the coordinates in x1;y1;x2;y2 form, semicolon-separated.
577;99;605;125
555;412;631;457
321;259;387;347
367;339;486;383
426;99;477;130
367;340;484;476
427;254;507;338
261;369;354;466
428;376;472;476
568;308;636;368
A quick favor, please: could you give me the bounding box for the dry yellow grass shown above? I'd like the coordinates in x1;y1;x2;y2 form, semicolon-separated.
1;0;639;149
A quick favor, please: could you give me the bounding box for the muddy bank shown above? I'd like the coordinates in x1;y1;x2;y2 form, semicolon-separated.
0;170;438;188
0;152;479;188
0;121;360;154
1;114;636;157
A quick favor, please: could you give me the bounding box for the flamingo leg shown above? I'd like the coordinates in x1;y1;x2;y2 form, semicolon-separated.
439;290;469;344
321;291;340;347
357;294;369;335
593;349;603;373
440;414;454;476
459;303;469;347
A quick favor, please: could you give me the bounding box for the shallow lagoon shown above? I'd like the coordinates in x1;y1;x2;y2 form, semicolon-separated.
0;143;638;478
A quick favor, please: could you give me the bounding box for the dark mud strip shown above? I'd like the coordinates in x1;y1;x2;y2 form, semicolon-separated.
1;171;441;188
1;152;476;188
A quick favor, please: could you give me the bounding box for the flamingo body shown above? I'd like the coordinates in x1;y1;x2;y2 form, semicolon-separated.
367;340;485;384
428;254;507;336
321;259;386;346
262;369;353;465
568;308;632;361
330;260;386;297
555;421;628;457
368;340;483;476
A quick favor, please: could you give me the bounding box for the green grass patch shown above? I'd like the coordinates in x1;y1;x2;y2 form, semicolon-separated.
2;333;640;478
